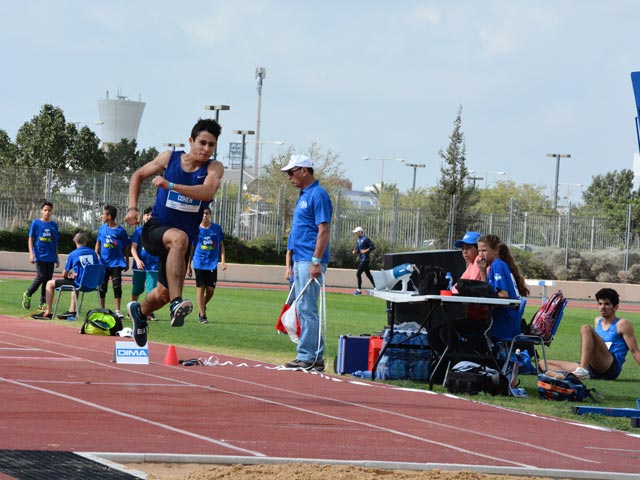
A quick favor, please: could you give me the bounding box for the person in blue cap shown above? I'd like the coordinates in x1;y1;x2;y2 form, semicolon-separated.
452;231;482;292
429;231;485;351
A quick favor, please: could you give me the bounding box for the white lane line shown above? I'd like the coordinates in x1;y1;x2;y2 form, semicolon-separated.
0;332;603;466
0;376;265;457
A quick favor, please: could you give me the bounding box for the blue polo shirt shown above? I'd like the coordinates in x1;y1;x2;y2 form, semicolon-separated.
487;258;521;339
290;180;332;264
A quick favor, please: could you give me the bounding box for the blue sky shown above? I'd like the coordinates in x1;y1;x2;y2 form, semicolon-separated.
3;1;640;203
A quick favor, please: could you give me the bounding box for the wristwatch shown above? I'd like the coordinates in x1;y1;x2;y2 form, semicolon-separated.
311;256;321;266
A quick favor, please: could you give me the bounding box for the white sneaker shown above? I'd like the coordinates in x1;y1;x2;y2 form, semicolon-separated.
572;367;590;380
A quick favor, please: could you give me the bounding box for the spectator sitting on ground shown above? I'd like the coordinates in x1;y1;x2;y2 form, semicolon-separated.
544;287;640;380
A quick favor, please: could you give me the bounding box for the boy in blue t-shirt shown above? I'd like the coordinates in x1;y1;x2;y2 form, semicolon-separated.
23;201;60;311
187;208;226;324
95;205;130;318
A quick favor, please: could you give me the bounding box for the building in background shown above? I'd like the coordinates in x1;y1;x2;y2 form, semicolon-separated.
97;90;145;149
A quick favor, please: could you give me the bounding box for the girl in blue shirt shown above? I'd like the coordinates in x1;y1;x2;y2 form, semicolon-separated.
477;234;529;340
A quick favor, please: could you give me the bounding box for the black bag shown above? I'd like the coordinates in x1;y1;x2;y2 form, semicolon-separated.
455;279;497;298
445;361;509;396
415;265;448;295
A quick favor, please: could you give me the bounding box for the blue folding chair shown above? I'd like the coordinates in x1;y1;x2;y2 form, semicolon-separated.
498;297;568;375
52;263;106;321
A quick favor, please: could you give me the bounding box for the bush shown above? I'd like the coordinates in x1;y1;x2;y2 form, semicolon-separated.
512;248;553;279
619;264;640;284
1;228;96;254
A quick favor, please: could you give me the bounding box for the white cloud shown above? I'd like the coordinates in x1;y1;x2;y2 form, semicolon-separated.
408;6;441;25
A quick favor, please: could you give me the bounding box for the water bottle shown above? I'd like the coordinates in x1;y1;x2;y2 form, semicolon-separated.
445;272;453;291
352;370;373;379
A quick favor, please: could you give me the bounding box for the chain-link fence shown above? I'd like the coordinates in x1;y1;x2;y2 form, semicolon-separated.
2;167;637;264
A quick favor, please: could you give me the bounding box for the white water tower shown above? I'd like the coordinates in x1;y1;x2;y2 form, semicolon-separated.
97;90;145;147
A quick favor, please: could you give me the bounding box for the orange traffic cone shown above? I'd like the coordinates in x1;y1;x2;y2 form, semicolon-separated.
163;345;179;366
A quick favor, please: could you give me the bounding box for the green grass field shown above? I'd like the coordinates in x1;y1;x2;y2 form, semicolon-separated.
3;277;639;432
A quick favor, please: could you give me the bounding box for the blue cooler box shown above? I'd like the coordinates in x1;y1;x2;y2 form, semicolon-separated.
335;335;371;374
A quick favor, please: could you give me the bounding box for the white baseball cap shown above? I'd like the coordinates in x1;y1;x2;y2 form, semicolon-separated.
352;226;364;233
281;154;313;172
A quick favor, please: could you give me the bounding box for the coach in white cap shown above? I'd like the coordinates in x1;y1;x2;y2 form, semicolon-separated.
351;226;376;295
281;155;333;372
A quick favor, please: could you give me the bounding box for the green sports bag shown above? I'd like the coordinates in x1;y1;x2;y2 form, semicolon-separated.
79;308;123;336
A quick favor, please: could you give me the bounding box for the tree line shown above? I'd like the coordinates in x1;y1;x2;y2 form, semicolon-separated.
1;103;639;246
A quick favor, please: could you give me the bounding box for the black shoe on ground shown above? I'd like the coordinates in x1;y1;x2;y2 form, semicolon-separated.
311;359;326;372
127;301;148;347
284;358;325;372
198;314;208;324
57;311;76;320
169;298;193;327
31;313;53;320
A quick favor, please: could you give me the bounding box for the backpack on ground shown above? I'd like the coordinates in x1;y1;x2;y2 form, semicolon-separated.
415;265;448;295
79;308;123;336
528;290;566;343
537;371;602;402
445;361;510;396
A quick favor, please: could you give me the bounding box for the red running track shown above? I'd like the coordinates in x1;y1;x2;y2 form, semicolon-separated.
1;315;640;478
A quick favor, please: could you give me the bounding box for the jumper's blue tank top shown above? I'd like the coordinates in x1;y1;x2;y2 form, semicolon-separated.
152;150;211;243
596;317;629;368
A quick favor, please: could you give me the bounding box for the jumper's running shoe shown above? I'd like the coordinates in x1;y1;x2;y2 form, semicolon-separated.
169;298;193;327
127;301;148;347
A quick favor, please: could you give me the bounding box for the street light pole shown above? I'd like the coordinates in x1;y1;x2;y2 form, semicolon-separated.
204;105;230;161
362;157;404;193
405;163;426;191
254;67;266;177
233;130;255;238
245;140;284;200
468;176;483;190
557;182;583;207
468;170;506;188
163;142;185;151
484;171;506;188
546;153;572;210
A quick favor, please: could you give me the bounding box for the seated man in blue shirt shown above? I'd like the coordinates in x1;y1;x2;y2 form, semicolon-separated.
544;288;640;380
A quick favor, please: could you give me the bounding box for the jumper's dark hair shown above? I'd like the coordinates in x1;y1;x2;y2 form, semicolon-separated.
191;118;221;140
478;234;530;297
41;200;53;209
103;204;117;220
595;288;620;306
